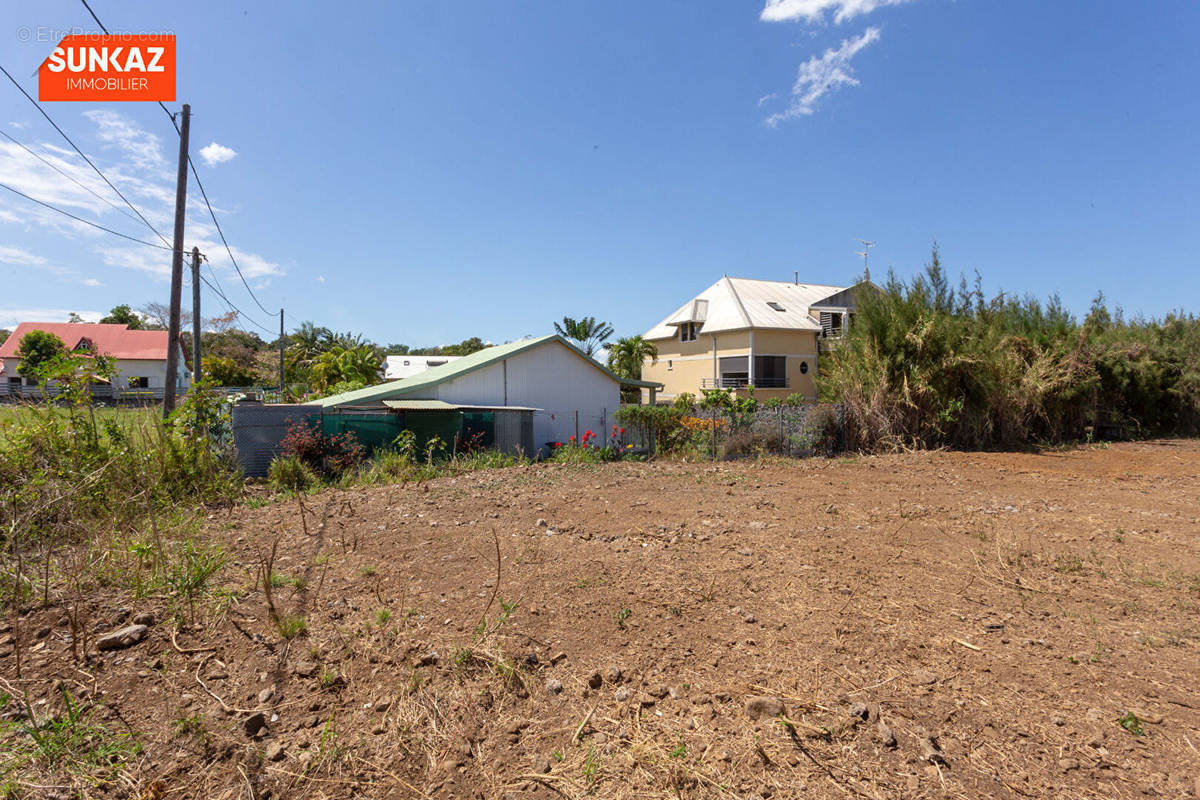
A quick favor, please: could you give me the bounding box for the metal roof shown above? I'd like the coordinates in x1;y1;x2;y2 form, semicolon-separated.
382;400;539;411
644;277;849;339
313;334;662;408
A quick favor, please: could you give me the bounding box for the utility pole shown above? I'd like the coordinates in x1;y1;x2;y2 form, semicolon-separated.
163;103;190;417
191;247;202;385
278;308;285;395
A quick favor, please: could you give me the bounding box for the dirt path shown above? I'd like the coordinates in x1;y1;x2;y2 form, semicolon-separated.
6;440;1199;798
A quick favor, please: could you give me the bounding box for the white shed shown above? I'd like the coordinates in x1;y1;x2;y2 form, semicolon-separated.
314;335;660;457
384;354;461;380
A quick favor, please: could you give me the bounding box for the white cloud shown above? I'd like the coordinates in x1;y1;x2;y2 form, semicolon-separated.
761;0;911;24
0;245;47;266
199;142;237;167
765;27;880;125
0;110;283;314
82;110;164;171
0;308;102;328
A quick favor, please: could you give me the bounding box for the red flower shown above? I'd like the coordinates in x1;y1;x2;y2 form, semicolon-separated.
619;427;626;434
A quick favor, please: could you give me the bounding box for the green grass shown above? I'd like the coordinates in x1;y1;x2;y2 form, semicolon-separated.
0;404;157;441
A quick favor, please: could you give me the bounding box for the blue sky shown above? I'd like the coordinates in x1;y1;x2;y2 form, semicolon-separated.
1;0;1197;345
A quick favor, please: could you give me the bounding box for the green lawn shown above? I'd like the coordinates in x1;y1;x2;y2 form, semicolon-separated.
0;404;160;440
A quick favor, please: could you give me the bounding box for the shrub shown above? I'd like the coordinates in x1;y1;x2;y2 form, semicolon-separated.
268;454;318;492
819;245;1200;450
278;421;365;478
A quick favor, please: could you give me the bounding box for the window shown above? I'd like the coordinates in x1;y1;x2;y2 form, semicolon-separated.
680;322;699;342
767;301;786;312
753;356;787;388
403;360;410;366
129;376;149;389
820;311;844;338
799;360;809;375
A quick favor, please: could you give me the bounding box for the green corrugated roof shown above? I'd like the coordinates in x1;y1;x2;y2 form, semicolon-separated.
382;400;539;411
312;334;661;408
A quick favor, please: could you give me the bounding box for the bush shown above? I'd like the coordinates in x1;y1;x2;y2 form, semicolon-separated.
268;454;318;492
278;421;365;478
819;246;1200;450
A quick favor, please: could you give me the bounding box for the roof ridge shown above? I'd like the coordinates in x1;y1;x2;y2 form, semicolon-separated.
722;276;753;329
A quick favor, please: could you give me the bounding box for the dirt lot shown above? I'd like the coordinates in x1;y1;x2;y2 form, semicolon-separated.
5;440;1200;799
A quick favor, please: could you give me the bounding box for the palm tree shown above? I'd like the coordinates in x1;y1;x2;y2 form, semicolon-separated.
553;316;614;358
606;335;657;381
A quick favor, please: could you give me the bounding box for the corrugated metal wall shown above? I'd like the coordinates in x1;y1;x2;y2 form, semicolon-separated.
494;410;534;457
231;403;321;477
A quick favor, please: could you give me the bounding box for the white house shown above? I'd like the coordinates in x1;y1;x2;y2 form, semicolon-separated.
384;354;461;380
0;321;190;397
314;335;660;457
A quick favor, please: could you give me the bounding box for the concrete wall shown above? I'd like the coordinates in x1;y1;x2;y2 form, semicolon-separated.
641;328;818;402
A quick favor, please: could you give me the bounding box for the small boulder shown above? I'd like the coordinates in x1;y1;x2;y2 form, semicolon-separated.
96;624;147;652
132;611;155;626
847;702;870;721
546;679;563;695
294;660;318;678
264;740;286;762
605;666;622;683
745;696;786;722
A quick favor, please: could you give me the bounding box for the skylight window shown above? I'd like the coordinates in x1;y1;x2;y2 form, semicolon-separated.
767;301;786;312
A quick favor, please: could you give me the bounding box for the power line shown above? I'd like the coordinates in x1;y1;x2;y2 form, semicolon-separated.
186;157;277;317
78;0;279;322
198;272;276;335
78;0;181;134
0;62;171;247
0;128;144;226
0;180;173;250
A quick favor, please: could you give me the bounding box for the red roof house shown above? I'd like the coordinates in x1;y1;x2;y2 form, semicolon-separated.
0;322;189;392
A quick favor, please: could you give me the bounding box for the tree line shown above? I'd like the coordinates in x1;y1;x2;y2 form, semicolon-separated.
4;305;658;401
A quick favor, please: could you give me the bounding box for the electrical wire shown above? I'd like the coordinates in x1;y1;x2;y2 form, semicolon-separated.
0;62;171;247
0;180;173;250
198;272;276;336
0;128;143;226
186;156;277;317
78;0;280;322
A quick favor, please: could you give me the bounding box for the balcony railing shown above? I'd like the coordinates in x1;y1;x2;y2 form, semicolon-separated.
701;377;788;389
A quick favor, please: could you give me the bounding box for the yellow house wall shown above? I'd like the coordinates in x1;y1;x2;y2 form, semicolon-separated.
640;329;820;403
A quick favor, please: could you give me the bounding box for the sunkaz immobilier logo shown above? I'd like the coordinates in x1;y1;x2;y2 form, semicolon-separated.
39;34;175;101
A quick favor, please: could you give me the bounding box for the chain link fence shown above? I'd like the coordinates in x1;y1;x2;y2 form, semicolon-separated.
619;403;845;460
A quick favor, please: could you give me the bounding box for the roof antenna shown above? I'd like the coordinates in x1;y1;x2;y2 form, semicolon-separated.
855;238;875;281
794;270;798;285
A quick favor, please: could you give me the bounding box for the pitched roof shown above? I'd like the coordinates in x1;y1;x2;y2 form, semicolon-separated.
312;334;661;408
0;322;178;361
644;277;848;339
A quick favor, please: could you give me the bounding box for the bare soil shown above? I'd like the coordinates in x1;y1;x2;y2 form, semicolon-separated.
5;440;1200;799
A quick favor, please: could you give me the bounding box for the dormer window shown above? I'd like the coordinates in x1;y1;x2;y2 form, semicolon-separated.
767;301;785;312
680;322;700;342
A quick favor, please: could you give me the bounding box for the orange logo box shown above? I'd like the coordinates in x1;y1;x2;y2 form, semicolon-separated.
39;34;175;102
